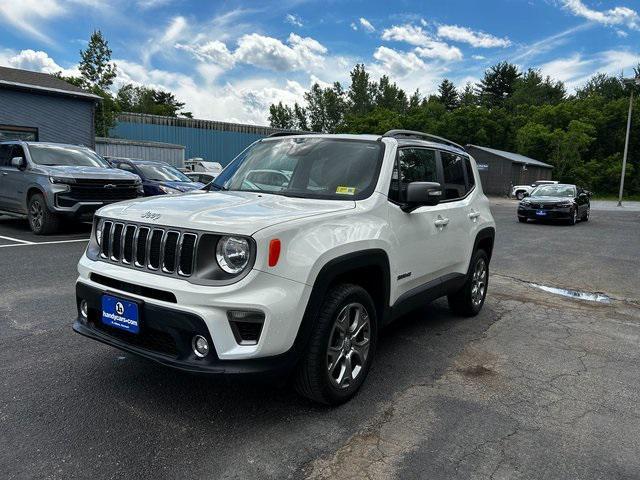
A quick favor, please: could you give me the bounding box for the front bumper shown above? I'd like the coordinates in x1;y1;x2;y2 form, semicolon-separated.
74;284;296;375
74;254;313;373
518;205;572;220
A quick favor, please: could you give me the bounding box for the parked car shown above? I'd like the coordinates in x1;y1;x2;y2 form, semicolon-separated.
0;141;142;234
511;180;558;200
185;172;215;184
517;183;590;225
73;130;496;405
109;159;204;196
184;158;223;176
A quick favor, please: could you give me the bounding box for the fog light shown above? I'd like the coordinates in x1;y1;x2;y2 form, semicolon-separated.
192;335;209;358
80;300;88;320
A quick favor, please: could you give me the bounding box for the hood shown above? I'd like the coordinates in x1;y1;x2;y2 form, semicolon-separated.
527;196;573;204
97;191;355;235
152;180;204;192
33;165;140;181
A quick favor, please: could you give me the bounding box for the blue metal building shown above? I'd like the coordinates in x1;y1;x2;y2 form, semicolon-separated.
110;113;284;166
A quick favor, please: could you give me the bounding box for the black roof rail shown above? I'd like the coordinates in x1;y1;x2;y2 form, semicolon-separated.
267;130;307;138
382;129;465;151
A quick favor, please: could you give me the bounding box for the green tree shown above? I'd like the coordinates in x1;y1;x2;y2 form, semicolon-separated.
347;64;374;116
479;62;521;107
117;84;192;117
437;79;459;110
459;82;478;107
79;30;117;90
268;102;294;129
376;76;408;112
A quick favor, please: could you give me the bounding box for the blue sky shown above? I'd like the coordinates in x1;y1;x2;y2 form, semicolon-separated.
0;0;638;124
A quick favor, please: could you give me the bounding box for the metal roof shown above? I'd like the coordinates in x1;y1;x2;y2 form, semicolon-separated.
467;144;553;168
0;66;101;101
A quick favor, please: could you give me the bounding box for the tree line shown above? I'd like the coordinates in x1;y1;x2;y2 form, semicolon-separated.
269;62;640;196
55;30;192;137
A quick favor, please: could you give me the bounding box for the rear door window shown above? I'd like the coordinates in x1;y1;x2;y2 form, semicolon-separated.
441;152;474;200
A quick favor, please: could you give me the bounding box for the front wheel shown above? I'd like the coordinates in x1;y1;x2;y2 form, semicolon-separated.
518;217;527;223
448;249;489;317
28;193;61;235
294;284;377;405
582;207;590;222
568;208;578;225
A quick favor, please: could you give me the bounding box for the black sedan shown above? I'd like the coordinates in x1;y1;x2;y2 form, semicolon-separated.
517;184;590;225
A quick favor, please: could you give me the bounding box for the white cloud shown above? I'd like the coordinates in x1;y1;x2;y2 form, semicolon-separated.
562;0;639;30
372;46;426;77
179;32;328;73
0;48;78;77
137;0;172;9
436;24;511;48
359;17;375;33
285;14;303;28
616;29;629;37
472;55;486;60
350;22;358;31
161;16;188;44
381;23;463;61
0;0;65;43
538;49;640;91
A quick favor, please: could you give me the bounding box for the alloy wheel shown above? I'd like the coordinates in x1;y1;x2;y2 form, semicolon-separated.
471;258;487;307
29;200;43;231
326;302;371;389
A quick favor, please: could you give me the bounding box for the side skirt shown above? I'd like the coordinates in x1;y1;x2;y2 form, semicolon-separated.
387;272;466;323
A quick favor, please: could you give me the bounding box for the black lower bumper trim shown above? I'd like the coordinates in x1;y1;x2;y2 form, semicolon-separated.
73;282;297;376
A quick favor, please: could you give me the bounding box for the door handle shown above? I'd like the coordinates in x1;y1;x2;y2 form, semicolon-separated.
434;216;449;227
468;211;480;220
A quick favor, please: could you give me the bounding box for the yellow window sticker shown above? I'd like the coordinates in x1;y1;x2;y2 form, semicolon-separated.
336;186;356;195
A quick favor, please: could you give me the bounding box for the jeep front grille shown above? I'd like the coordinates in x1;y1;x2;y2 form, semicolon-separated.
100;221;198;277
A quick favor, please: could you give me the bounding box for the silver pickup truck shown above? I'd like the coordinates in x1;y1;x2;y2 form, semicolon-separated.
0;141;142;234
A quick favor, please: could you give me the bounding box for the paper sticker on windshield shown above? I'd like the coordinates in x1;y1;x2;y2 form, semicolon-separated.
336;186;356;195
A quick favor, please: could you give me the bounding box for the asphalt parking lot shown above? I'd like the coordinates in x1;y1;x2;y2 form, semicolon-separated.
1;199;639;480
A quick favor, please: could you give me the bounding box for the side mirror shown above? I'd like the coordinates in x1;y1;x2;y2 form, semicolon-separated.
523;192;530;197
11;156;27;170
402;182;442;212
579;192;587;197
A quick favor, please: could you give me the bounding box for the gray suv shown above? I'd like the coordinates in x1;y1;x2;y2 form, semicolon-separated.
0;141;143;234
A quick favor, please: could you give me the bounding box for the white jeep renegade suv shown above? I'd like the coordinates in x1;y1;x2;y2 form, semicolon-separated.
73;130;496;405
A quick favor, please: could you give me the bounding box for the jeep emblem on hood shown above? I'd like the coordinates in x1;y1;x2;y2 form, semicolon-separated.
141;211;161;220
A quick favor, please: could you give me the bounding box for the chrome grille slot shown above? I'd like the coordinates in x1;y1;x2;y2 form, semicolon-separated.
148;229;164;270
98;221;198;278
123;225;136;264
162;232;180;273
135;227;149;267
179;233;197;276
100;221;112;258
111;223;124;261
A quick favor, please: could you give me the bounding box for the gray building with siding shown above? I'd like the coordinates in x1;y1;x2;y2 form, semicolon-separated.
0;66;100;148
466;144;553;196
95;137;185;168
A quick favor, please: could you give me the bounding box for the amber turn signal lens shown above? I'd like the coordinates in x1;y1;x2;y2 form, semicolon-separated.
268;239;281;267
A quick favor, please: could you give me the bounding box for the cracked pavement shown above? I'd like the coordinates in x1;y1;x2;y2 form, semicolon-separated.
1;200;639;479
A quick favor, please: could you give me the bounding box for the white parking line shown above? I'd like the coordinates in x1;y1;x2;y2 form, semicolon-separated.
0;235;34;245
0;238;89;248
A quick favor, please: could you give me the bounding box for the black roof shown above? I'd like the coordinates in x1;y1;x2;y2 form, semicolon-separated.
0;66;101;101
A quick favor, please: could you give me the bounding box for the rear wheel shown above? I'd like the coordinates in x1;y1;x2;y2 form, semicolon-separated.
294;284;376;405
28;193;61;235
448;249;489;317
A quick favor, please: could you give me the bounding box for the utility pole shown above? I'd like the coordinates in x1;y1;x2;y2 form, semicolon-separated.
619;77;639;207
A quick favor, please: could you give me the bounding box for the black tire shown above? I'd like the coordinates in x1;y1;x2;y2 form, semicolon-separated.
294;284;377;405
28;193;61;235
448;249;489;317
568;207;578;226
581;207;589;222
518;217;527;223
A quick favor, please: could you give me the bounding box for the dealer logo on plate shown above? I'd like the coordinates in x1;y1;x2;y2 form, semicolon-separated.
115;302;124;315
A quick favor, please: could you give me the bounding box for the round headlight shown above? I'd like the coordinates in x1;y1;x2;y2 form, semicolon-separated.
216;236;250;274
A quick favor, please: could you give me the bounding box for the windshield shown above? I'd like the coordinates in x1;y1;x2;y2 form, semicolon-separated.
28;144;110;167
137;164;191;182
213;138;383;200
531;185;575;197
